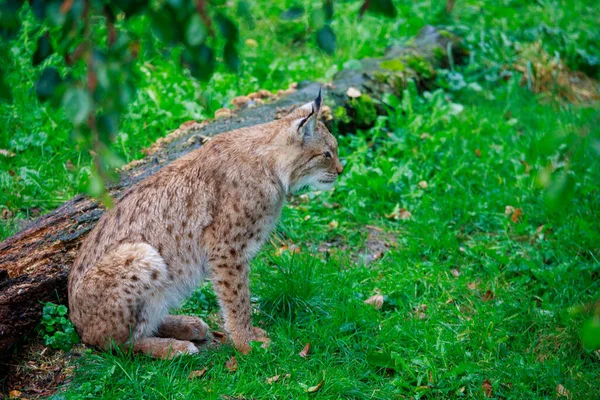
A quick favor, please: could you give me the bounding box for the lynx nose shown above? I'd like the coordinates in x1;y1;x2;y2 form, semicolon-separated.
335;160;344;175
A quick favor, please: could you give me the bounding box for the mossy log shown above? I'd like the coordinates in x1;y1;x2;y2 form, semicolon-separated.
0;26;466;365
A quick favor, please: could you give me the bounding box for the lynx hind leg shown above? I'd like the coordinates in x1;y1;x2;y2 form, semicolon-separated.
73;243;177;352
131;337;199;359
157;315;209;342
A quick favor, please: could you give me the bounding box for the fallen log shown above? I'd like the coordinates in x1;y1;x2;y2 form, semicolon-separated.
0;26;466;365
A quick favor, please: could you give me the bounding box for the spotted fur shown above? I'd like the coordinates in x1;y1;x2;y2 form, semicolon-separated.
68;92;343;358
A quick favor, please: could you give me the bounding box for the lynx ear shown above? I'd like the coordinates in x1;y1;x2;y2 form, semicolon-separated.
293;88;323;142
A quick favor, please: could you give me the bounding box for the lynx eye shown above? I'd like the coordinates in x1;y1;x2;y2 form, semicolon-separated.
324;151;332;159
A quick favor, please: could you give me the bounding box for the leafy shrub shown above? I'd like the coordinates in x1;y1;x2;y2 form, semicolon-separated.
38;302;80;352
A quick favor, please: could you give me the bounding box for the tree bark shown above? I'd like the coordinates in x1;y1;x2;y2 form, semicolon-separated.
0;26;465;362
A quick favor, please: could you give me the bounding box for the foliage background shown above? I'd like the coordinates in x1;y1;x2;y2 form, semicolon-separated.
0;0;599;398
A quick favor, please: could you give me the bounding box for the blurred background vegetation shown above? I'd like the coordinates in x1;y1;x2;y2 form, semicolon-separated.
1;0;598;241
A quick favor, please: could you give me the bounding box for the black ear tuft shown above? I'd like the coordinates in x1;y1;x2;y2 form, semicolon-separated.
298;104;315;129
315;87;322;110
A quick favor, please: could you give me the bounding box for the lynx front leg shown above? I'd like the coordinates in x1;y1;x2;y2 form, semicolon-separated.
210;257;269;353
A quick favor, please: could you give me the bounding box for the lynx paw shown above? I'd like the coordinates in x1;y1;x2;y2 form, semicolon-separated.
234;327;270;354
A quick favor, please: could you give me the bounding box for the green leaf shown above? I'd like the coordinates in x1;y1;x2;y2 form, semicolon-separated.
237;1;254;30
45;2;66;26
366;351;397;370
102;149;124;170
62;87;92;126
0;70;11;102
544;171;576;210
114;0;149;17
309;8;326;30
224;41;240;72
323;0;334;21
0;0;22;38
366;0;397;17
33;33;53;66
167;0;185;6
186;14;207;46
316;25;336;55
281;6;304;20
98;113;120;143
35;67;62;101
186;45;215;81
88;171;106;197
581;317;600;350
151;7;178;43
30;0;47;20
215;13;238;42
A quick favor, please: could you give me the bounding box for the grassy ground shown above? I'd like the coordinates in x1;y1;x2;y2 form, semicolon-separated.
1;0;600;399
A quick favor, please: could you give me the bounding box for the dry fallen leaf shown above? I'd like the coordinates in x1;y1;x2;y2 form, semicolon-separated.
189;368;207;379
307;380;324;393
212;331;227;344
505;205;515;216
482;290;495;302
276;244;301;256
226;356;238;372
1;208;13;220
450;269;460;278
65;159;75;171
328;220;339;229
520;159;531;174
475;148;482;157
556;384;571;398
299;343;311;358
364;294;384;310
385;204;412;221
346;87;362;98
510;208;522;223
467;281;479;290
482;379;493;398
420;132;432;140
535;225;545;236
276;244;288;255
414;304;428;319
266;374;281;384
418;180;428;189
8;390;22;398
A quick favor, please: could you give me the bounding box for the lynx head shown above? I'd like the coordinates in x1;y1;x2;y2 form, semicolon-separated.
280;89;343;193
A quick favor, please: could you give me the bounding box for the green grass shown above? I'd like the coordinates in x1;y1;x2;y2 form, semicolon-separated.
1;0;599;398
57;79;600;398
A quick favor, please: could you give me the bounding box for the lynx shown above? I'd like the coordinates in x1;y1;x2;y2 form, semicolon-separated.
68;90;343;358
